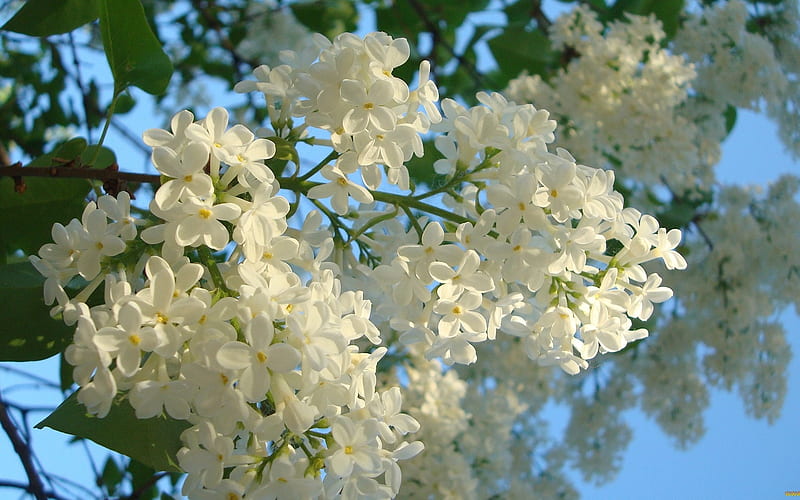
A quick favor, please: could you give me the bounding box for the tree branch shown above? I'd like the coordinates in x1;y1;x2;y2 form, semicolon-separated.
0;164;160;185
530;0;552;32
0;479;72;500
0;393;48;500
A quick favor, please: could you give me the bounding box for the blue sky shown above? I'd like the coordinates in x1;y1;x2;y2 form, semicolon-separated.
578;110;800;499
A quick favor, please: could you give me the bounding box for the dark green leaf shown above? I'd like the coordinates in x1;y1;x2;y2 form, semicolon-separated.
60;353;74;392
609;0;685;38
40;137;88;165
0;138;91;255
0;262;74;361
487;27;555;87
81;145;117;169
2;0;97;36
36;393;191;472
291;0;358;39
102;457;124;496
99;0;173;95
128;459;161;500
723;104;737;136
406;140;446;188
113;93;136;115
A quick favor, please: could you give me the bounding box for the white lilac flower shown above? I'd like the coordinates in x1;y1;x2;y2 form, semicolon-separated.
216;314;301;402
151;142;213;210
174;197;241;250
307;165;374;215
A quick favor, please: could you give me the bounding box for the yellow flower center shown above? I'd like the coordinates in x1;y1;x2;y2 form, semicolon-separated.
344;446;354;455
155;312;168;324
128;334;141;346
256;351;267;363
198;208;212;219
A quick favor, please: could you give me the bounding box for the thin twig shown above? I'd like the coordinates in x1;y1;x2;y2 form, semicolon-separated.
0;164;160;185
0;365;61;390
0;479;68;499
111;118;152;156
530;0;552;32
122;471;170;500
0;392;48;500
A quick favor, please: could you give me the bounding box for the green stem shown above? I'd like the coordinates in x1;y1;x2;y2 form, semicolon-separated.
308;198;354;242
346;205;399;245
402;205;424;239
90;91;120;167
298;150;339;181
278;176;473;226
197;246;233;295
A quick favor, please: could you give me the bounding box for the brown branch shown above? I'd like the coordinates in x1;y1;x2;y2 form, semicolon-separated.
122;471;170;500
0;480;71;500
0;164;160;185
0;392;48;500
531;0;552;32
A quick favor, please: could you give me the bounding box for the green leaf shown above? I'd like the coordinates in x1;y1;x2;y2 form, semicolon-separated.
82;145;117;169
102;457;124;496
290;0;358;39
0;262;74;361
609;0;685;38
487;27;555;87
113;93;136;115
38;137;88;165
99;0;173;95
59;353;74;392
36;393;191;472
1;0;97;36
723;104;737;136
128;459;161;500
406;140;446;188
0;139;90;255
